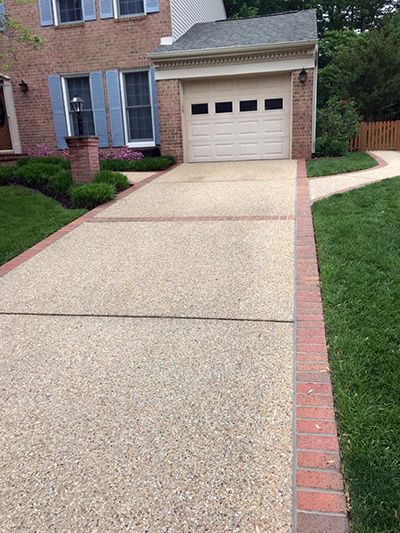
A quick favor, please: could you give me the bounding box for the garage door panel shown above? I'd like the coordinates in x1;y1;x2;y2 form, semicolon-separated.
184;75;291;162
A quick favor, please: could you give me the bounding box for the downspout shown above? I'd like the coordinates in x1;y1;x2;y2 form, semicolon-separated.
312;43;318;154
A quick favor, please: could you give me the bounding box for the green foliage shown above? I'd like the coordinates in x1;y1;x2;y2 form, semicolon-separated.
318;14;400;119
100;155;175;172
47;170;73;199
316;97;360;157
16;156;70;169
313;177;400;531
12;162;72;200
0;164;17;185
0;186;85;265
307;151;377;177
93;170;130;192
69;182;116;209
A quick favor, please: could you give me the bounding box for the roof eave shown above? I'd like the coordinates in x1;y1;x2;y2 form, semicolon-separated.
149;39;318;61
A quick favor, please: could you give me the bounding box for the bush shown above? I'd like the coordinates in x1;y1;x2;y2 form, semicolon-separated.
14;163;72;200
93;170;130;192
69;182;116;209
316;97;361;157
100;155;175;172
47;170;73;200
0;165;17;185
16;156;70;170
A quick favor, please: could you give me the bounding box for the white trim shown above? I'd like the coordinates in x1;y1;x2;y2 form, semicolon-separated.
51;0;59;25
113;0;146;20
61;73;95;137
312;44;318;153
155;56;315;80
120;68;156;147
2;80;22;154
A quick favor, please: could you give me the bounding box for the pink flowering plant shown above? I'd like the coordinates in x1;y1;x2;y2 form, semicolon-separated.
99;146;144;161
28;144;69;158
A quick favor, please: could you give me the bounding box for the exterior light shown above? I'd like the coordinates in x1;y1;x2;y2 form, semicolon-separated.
70;94;85;135
299;69;308;84
19;80;29;93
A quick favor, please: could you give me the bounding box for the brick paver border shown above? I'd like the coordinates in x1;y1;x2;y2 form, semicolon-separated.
0;166;178;277
294;160;349;532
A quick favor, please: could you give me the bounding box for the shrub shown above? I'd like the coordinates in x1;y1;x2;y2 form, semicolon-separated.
100;155;175;172
93;170;130;192
316;97;361;157
47;170;73;200
15;162;56;188
16;156;70;170
99;146;144;161
69;182;116;209
0;165;17;185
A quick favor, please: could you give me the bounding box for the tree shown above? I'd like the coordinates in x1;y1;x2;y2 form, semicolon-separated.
0;0;44;71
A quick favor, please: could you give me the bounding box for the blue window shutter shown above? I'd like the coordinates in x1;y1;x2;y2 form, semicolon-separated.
48;75;68;150
106;70;124;147
145;0;160;13
0;3;6;30
100;0;113;19
82;0;96;20
149;67;160;145
38;0;54;26
90;71;109;148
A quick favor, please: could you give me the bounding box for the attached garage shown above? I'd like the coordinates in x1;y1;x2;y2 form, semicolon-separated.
183;74;291;162
150;10;318;162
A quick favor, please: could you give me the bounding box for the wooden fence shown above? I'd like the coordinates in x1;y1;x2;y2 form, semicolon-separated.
349;120;400;151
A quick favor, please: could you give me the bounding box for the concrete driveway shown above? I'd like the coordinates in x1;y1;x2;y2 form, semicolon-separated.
0;160;297;532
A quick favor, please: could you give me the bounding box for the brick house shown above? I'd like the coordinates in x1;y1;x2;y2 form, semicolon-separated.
0;1;317;162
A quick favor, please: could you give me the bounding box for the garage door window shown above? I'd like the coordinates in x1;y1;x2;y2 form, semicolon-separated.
240;100;258;112
215;101;233;114
191;103;208;115
265;98;283;110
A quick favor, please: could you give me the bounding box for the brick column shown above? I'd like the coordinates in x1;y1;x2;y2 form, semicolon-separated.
157;79;184;162
65;136;100;184
292;69;314;160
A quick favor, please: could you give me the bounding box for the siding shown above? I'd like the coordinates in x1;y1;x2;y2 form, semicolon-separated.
170;0;226;40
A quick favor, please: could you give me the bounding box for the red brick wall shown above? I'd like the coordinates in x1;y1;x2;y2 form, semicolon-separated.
292;69;314;160
157;79;183;162
5;0;172;152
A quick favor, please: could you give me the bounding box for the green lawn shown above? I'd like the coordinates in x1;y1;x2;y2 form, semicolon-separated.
0;186;86;265
312;177;400;532
307;152;378;177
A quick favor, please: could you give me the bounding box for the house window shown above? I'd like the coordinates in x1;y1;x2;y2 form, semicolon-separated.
56;0;83;23
123;71;154;143
265;98;283;110
240;100;258;112
215;101;233;114
117;0;144;17
191;103;208;115
64;76;95;136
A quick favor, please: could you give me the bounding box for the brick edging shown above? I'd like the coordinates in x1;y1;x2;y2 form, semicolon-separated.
294;160;350;532
0;165;179;277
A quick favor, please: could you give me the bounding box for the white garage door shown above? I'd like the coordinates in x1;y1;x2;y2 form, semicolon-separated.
183;74;291;162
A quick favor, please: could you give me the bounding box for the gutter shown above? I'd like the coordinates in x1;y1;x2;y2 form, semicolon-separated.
149;39;319;61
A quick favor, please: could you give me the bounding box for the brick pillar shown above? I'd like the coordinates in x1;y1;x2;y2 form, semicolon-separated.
65;136;100;184
292;69;314;160
157;79;184;162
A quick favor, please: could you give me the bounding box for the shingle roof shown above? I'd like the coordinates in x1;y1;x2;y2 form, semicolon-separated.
153;10;317;56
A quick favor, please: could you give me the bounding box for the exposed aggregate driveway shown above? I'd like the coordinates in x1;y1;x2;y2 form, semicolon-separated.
0;160;297;532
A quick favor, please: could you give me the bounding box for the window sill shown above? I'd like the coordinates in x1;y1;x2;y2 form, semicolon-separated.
115;13;146;23
126;141;155;148
55;21;85;29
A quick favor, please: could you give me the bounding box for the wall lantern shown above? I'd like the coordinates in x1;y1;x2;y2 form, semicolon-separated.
299;69;308;84
70;94;85;135
19;80;29;93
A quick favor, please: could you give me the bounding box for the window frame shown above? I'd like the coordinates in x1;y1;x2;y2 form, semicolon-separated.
191;103;209;116
61;74;96;137
264;98;284;111
113;0;146;19
239;99;258;113
215;101;233;114
51;0;83;25
119;69;155;148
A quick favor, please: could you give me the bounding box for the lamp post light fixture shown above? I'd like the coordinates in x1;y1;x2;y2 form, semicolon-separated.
70;94;85;136
299;69;308;84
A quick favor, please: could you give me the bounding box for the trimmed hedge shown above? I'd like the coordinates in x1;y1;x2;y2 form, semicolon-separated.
69;182;116;209
100;155;175;172
0;165;18;185
14;163;73;201
94;169;130;192
16;156;70;169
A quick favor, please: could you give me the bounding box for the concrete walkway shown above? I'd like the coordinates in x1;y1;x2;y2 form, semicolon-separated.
310;150;400;202
0;161;297;531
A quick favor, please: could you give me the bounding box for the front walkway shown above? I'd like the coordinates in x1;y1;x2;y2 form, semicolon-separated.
1;161;298;531
310;150;400;202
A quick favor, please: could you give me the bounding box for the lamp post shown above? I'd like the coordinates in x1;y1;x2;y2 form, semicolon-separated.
70;94;85;136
